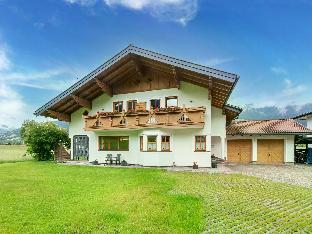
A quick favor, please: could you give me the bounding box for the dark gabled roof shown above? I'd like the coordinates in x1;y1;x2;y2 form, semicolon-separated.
227;119;312;135
34;44;239;120
293;112;312;120
223;104;243;122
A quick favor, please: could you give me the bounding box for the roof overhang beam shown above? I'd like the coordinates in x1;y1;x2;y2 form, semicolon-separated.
95;78;113;97
47;110;71;122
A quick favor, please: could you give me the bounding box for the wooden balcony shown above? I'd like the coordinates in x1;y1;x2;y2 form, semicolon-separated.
84;106;206;131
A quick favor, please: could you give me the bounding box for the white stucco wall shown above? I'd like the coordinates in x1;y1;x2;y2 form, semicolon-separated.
226;135;295;163
307;117;312;130
68;81;227;167
211;107;227;159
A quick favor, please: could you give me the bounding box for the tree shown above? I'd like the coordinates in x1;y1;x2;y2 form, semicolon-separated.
21;120;70;161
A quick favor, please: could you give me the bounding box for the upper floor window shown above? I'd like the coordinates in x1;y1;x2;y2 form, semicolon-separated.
195;136;206;152
127;100;137;112
147;135;157;151
113;101;123;113
99;136;129;151
150;99;160;110
161;136;170;151
166;96;178;108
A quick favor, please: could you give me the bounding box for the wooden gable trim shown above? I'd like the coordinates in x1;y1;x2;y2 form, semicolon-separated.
131;57;144;78
172;67;180;89
71;95;92;109
95;78;113;97
48;110;71;122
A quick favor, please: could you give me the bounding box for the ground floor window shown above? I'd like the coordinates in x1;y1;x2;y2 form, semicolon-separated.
147;136;157;151
161;136;170;151
99;136;129;151
195;136;206;151
140;136;143;151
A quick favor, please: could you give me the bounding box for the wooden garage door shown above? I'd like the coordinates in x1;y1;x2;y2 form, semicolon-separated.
257;139;284;164
227;139;252;163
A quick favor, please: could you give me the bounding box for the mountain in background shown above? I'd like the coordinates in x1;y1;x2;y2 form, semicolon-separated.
239;103;312;122
0;121;69;145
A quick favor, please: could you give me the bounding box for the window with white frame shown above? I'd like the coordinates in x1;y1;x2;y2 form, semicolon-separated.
195;136;206;151
165;96;178;108
113;101;123;113
147;136;157;151
161;136;170;151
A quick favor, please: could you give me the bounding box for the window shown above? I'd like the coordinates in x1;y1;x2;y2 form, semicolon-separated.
147;136;157;151
99;136;129;151
195;136;206;151
140;136;143;151
161;136;170;151
165;96;178;108
150;99;160;110
127;100;137;112
113;101;123;112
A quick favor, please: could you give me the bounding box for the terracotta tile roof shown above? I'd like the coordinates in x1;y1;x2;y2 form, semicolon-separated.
227;119;312;135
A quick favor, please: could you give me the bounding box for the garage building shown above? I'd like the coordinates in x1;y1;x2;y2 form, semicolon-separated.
226;119;312;164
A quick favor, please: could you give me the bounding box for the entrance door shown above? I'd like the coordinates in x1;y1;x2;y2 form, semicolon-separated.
227;139;252;163
73;135;89;160
257;139;284;164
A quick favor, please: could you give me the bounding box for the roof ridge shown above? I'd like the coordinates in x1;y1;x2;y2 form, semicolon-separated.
129;45;239;78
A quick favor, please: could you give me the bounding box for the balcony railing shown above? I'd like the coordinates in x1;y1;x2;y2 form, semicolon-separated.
84;106;206;131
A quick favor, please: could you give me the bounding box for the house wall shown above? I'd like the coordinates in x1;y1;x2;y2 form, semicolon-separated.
226;135;295;163
68;81;227;167
306;117;312;130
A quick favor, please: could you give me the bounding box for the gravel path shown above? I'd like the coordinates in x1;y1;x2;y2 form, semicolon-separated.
168;164;312;188
223;164;312;188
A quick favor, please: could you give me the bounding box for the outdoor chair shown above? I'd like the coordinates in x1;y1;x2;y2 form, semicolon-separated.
105;154;113;165
112;154;121;165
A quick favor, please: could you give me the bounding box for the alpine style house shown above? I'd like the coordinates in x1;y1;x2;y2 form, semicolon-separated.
35;45;312;167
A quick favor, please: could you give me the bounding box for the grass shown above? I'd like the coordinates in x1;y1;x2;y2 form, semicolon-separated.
0;145;30;163
0;162;311;233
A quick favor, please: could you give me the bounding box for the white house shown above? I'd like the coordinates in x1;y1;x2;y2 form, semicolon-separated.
35;45;312;166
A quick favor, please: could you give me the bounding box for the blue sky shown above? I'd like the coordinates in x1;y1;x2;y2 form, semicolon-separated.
0;0;312;127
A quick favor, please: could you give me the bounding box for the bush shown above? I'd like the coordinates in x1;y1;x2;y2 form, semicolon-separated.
21;120;70;161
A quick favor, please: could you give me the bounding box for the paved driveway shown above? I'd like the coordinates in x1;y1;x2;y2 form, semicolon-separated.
219;164;312;188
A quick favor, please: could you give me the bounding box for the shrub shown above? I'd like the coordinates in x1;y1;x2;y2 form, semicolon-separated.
21;120;70;161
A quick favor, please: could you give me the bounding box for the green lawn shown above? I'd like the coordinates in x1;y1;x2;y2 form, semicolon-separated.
0;145;30;162
0;162;311;233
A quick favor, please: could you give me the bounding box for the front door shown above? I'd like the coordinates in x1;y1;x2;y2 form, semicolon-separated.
73;135;89;160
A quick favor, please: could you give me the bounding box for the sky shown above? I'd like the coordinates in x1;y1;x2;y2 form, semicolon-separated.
0;0;312;128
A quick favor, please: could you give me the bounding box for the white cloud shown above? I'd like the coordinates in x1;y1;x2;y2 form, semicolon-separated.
0;83;29;128
230;78;307;108
0;68;77;91
0;45;10;71
65;0;198;25
202;57;233;67
33;22;45;29
281;78;306;97
0;41;80;127
271;66;288;76
65;0;97;6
